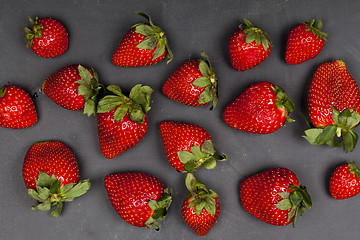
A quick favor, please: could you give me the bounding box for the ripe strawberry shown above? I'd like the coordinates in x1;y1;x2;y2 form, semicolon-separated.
223;81;294;134
22;141;90;217
182;173;220;236
162;52;218;109
240;167;311;226
285;19;328;65
228;19;271;71
25;17;68;58
159;121;226;173
97;84;153;159
112;12;173;67
304;60;360;153
0;85;37;129
330;162;360;200
42;64;103;116
104;172;172;229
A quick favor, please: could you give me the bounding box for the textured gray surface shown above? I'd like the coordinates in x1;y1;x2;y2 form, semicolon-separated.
1;0;360;239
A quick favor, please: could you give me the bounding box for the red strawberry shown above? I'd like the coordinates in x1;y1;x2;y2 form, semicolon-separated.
330;162;360;200
42;64;103;116
112;12;173;67
0;85;37;129
285;19;328;65
25;17;68;58
159;121;226;173
223;81;294;134
181;173;220;236
240;167;311;226
304;60;360;153
162;52;218;109
104;172;172;229
97;84;153;159
229;19;271;71
22;141;90;217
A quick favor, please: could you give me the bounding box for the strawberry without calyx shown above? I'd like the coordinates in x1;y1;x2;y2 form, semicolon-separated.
25;17;68;58
240;167;311;226
162;52;219;109
330;162;360;200
112;12;173;67
97;84;153;159
42;64;103;116
229;19;271;71
223;81;294;134
0;85;37;129
104;172;172;229
182;173;220;236
285;19;328;65
304;60;360;153
22;141;90;217
159;121;226;173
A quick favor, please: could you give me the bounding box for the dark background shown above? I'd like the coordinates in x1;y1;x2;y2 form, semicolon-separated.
1;0;360;239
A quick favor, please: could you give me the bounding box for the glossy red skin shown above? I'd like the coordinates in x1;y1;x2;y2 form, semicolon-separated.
330;163;360;200
240;168;299;226
285;23;324;65
182;197;220;236
162;59;207;107
112;27;166;67
308;60;360;127
0;85;37;129
223;81;286;134
159;121;212;172
229;28;271;71
22;141;79;190
30;17;68;58
42;64;93;111
104;172;165;227
97;110;148;159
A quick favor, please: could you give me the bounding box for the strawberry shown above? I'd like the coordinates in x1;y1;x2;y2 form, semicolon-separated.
0;85;37;129
223;81;294;134
162;52;218;109
228;19;271;71
304;60;360;153
330;162;360;200
240;167;311;226
182;173;220;236
285;19;328;65
25;17;68;58
42;64;103;116
112;12;173;67
159;121;226;173
22;141;90;217
97;84;153;159
104;172;172;229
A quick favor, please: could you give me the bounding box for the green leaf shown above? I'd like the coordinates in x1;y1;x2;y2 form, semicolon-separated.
107;85;123;96
113;105;129;122
136;36;158;50
148;200;159;210
202;158;217;169
178;151;196;164
28;189;43;201
195;201;206;216
97;95;123;113
183;161;196;173
198;86;212;104
198;60;210;77
276;199;292;210
128;106;145;123
83;99;96;117
135;24;155;36
33;202;51;211
62;180;91;199
78;65;92;83
342;130;358;153
277;191;290;199
37;186;50;200
315;125;337;145
50;202;63;218
303;128;323;144
50;180;61;194
60;183;76;194
152;44;166;60
191;145;202;159
77;84;92;99
290;191;304;207
192;77;211;88
201;140;215;155
129;84;154;114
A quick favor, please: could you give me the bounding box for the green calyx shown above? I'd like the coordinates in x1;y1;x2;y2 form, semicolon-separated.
271;85;295;123
348;162;360;179
185;173;219;216
27;172;91;217
133;12;173;64
304;19;328;40
97;84;154;124
24;17;43;48
240;19;271;52
275;184;312;227
145;188;172;230
0;86;6;98
303;106;360;153
177;139;227;173
75;65;104;117
191;51;219;110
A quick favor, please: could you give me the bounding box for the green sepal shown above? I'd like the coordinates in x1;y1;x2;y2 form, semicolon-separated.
184;173;219;217
348;162;360;179
177;140;226;173
27;172;91;217
132;12;173;63
240;19;271;52
0;86;6;98
145;188;172;230
271;85;295;123
304;19;328;40
24;16;43;48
